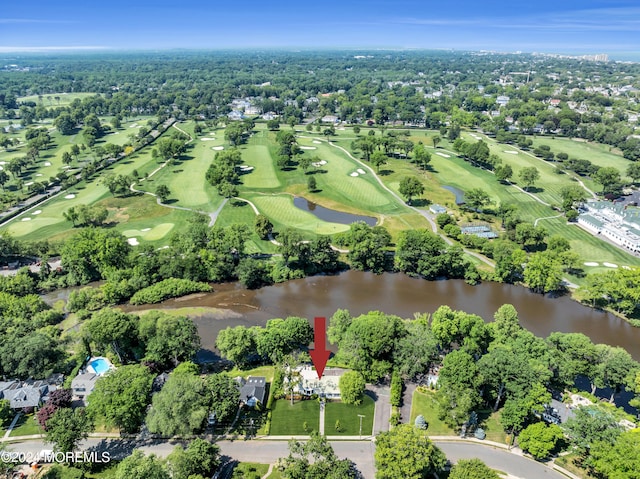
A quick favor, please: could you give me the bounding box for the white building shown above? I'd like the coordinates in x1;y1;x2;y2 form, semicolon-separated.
287;365;345;399
578;201;640;253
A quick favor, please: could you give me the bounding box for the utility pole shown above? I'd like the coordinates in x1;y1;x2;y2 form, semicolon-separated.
358;414;365;439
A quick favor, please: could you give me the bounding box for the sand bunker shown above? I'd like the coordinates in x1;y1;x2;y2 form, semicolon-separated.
141;228;151;232
312;140;322;144
33;210;42;215
357;168;366;174
300;146;316;150
129;123;139;128
504;150;518;154
35;173;43;177
435;152;450;158
238;165;254;172
44;162;51;166
201;138;217;141
25;181;34;186
21;217;31;221
0;161;6;165
350;172;359;177
603;262;618;268
338;127;346;130
312;160;328;167
212;146;224;150
0;167;3;171
583;262;599;267
64;194;76;199
622;265;632;270
127;238;140;246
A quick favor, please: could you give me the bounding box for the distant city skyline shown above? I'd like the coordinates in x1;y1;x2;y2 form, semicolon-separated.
1;0;639;60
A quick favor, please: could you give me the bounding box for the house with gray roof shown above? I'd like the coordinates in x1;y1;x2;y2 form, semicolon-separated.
71;373;98;402
236;376;266;407
0;379;58;411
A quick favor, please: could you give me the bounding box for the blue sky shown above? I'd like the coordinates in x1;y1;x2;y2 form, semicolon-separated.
1;0;639;58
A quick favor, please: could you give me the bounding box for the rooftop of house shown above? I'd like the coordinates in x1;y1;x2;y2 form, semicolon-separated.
237;376;266;405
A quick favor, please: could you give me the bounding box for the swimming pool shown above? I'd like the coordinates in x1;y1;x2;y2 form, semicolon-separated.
88;358;111;375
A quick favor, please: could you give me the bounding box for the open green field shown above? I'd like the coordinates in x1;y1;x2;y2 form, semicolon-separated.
17;92;97;107
137;123;224;212
2;129;195;245
231;463;270;479
269;399;320;435
215;199;278;254
324;395;375;436
530;136;633;180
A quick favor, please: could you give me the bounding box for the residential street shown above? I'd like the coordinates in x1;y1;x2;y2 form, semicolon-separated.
7;437;568;479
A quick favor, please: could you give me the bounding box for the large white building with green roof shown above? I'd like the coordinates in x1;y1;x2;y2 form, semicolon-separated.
578;200;640;253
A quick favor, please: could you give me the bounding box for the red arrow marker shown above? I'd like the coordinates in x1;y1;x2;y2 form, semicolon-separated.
309;316;331;379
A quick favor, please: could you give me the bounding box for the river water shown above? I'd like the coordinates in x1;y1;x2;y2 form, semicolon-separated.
121;270;640;361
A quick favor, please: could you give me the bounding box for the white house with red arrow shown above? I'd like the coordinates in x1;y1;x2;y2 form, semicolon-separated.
292;365;346;399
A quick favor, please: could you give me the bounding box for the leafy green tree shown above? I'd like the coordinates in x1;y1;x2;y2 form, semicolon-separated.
448;459;499;479
44;408;93;453
412;143;431;170
236;257;272;289
393;316;438;380
559;185;587;212
279;432;360;478
627;162;640;183
464;188;491;211
255;317;313;363
166;438;220;479
277;228;304;265
339;371;366;405
518;422;563;460
562;405;622;458
370;150;387;172
398;176;424;205
146;371;210;436
307;175;317;192
84;308;138;362
215;326;257;368
375;424;446;479
495;164;513;183
593;166;622;194
139;311;200;367
116;450;169;479
0;399;11;427
207;373;240;423
590;431;640;479
518;167;540;191
266;119;280;130
86;365;154;433
254;214;273;240
156;184;170;202
546;332;597;390
524;251;564;294
1;331;65;380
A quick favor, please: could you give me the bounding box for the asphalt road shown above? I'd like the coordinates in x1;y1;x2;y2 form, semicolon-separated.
8;437;566;479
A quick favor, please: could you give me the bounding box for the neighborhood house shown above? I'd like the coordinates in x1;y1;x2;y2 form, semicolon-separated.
294;365;344;399
237;376;266;407
0;375;62;411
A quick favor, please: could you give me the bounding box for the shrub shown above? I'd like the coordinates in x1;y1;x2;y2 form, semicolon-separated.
390;371;403;408
129;278;211;305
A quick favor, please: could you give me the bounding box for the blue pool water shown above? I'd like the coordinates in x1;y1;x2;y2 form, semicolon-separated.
89;358;110;375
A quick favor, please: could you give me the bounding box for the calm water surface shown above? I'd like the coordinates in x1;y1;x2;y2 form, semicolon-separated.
121;271;640;361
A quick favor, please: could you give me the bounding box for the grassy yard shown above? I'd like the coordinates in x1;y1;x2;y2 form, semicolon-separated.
269;399;320;435
231;462;270;479
324;395;375;436
266;468;284;479
9;413;42;436
409;389;507;443
409;389;456;436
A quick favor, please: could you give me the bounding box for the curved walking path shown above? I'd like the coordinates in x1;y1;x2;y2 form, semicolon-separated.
323;139;495;267
128;124;228;227
534;214;563;227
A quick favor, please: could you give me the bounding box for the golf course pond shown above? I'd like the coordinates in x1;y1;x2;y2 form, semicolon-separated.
293;197;377;226
118;270;640;362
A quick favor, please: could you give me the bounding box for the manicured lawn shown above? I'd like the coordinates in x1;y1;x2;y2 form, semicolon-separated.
324;395;375;436
530;136;633;180
266;468;284;479
269;399;320;435
231;462;270;479
227;365;276;382
18;92;96;107
409;388;456;436
410;389;507;443
9;413;42;436
215;199;278;254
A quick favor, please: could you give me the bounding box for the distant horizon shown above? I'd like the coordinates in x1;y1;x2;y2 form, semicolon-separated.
0;46;638;63
1;1;638;61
